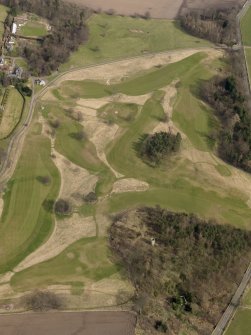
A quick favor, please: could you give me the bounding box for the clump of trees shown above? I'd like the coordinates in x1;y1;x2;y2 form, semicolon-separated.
180;7;238;45
110;207;251;334
1;0;90;75
54;198;71;216
201;75;251;172
139;131;181;165
24;290;62;311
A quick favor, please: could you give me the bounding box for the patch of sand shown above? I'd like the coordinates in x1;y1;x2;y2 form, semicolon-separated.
112;178;149;194
52;149;98;206
14;215;96;272
54;49;215;86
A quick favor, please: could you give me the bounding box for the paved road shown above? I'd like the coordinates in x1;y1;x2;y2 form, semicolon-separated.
0;311;136;335
211;262;251;335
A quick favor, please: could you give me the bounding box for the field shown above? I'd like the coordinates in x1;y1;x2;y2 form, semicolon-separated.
225;308;251;335
61;13;211;70
66;0;244;18
0;88;24;139
241;6;251;46
20;21;47;37
0;4;8;39
241;5;251;89
0;311;136;335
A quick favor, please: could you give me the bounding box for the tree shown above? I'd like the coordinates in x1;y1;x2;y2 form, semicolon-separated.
54;199;71;215
24;290;62;311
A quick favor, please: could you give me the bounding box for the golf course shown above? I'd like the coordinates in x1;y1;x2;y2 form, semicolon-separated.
0;4;250;335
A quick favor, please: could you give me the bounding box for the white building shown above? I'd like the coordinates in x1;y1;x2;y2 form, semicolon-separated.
11;22;17;34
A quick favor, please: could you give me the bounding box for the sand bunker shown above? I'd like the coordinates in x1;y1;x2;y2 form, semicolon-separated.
112;178;149;194
14;215;96;272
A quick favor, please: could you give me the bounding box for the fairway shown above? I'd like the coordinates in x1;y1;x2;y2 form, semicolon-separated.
61;13;211;70
225;308;251;335
0;88;24;139
0;122;60;273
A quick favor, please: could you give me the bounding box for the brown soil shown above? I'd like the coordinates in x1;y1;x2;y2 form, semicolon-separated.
66;0;184;19
0;311;136;335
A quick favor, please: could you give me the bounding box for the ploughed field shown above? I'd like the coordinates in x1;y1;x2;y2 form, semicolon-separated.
0;311;136;335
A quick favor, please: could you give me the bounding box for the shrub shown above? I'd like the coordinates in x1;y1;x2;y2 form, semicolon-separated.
24;290;62;311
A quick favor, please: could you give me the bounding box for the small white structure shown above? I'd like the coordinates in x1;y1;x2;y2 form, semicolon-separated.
151;237;156;247
0;57;4;66
35;79;46;86
11;22;17;35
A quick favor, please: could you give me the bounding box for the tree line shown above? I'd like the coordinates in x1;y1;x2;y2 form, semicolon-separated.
1;0;91;75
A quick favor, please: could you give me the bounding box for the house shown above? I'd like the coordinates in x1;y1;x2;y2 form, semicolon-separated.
11;22;17;35
9;67;23;79
35;79;46;86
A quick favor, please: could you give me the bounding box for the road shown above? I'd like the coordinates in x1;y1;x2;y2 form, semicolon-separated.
211;262;251;335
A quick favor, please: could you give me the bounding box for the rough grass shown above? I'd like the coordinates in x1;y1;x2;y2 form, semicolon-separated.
0;88;24;139
245;47;251;82
0;122;60;273
241;6;251;46
225;308;251;335
20;21;47;37
61;13;211;70
11;237;119;291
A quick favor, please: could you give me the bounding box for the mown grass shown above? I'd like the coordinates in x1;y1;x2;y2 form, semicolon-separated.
241;6;251;46
0;88;24;139
11;237;119;291
225;308;251;335
20;21;47;37
0;122;60;273
61;13;211;70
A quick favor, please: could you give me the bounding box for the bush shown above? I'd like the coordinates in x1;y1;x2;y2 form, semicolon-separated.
24;290;62;311
84;192;97;203
36;175;51;185
55;199;71;215
49;119;60;129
